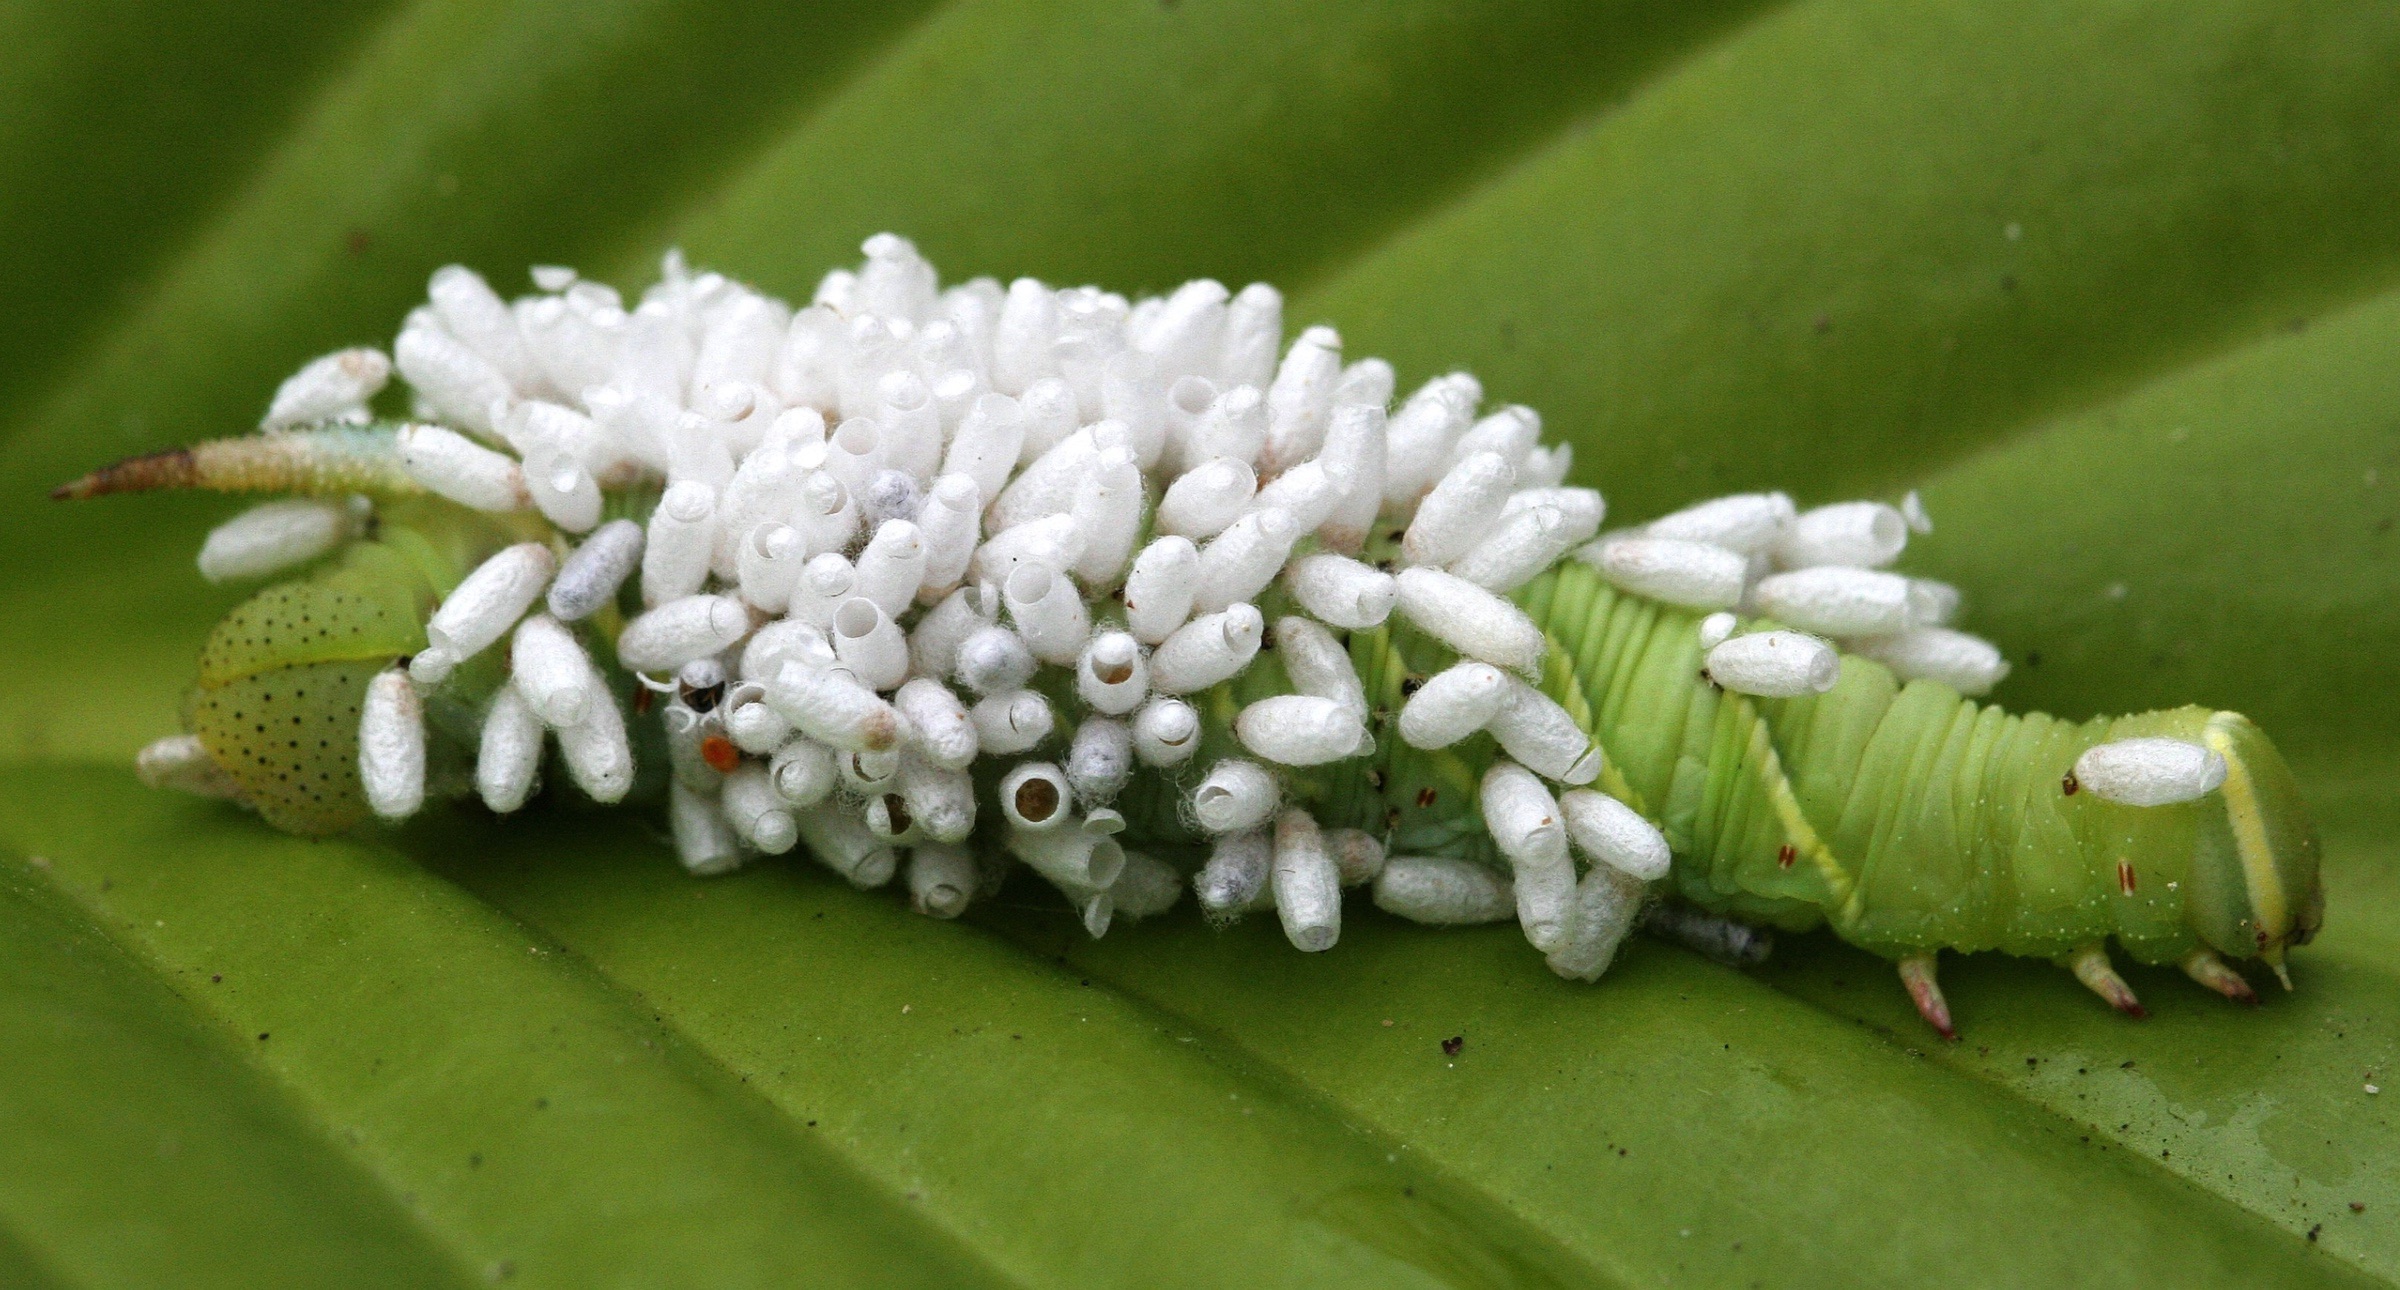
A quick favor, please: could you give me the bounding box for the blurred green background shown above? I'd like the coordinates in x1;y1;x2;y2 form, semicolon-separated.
0;1;2396;1285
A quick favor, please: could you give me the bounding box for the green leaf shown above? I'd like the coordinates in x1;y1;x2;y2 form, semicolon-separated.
1;1;2394;1284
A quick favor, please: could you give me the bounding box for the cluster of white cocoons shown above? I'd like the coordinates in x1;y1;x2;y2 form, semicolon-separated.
1580;491;2012;700
179;233;2193;982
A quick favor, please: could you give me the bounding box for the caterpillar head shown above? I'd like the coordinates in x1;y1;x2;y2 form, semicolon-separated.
2183;711;2323;978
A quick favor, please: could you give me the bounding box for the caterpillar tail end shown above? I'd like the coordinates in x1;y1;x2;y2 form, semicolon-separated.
52;447;200;499
2065;942;2147;1020
2179;948;2259;1005
1896;953;1958;1042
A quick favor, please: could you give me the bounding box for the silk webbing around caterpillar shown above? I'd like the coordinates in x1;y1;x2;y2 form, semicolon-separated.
61;235;2322;1037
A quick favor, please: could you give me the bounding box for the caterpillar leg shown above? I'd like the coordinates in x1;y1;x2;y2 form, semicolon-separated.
2178;948;2259;1006
2064;942;2148;1020
1896;953;1958;1042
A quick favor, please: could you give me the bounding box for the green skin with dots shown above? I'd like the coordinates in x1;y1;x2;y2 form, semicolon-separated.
182;512;2322;974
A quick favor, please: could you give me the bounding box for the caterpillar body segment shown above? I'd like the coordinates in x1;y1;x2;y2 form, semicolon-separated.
71;236;2324;1036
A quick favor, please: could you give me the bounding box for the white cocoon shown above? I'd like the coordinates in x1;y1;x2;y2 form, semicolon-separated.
1067;718;1134;804
1545;864;1647;983
970;689;1053;754
1325;829;1386;886
1193;759;1279;834
1696;612;1737;651
1705;630;1841;697
854;520;927;616
670;780;744;877
895;678;977;770
1271;809;1341;952
794;808;898;889
742;618;834;683
360;669;425;819
2073;738;2228;807
474;683;543;813
1157;456;1257;539
769;738;837;807
1907;578;1962;628
396;423;528;511
907;586;994;680
734;523;805;612
1112;852;1185;922
1642;491;1793;555
265;347;390;430
1447;503;1577;593
1193;508;1301;613
1283;554;1396;630
1751;567;1912;637
916;475;981;593
553;683;631;803
1848;627;2009;696
1487;678;1603;784
1148;604;1264;693
198;499;352;583
831;597;909;691
721;763;799;854
422;543;555;679
724;691;792;754
1373;855;1515;926
1132;697;1201;766
1559;790;1672;881
641;480;718;606
907;843;980;919
999;761;1073;831
548;519;643;621
511;614;600;727
1776;501;1908;569
1393;568;1544;675
765;662;903;752
1124;536;1201;644
1196;830;1272;919
1584;536;1747;610
1480;761;1573;952
1403;451;1515;567
1004;562;1091;664
1399;661;1510;749
1075;632;1150;715
1274;618;1366;717
1235;695;1366;766
955;624;1038;695
617;595;752;673
897;756;976;843
787;553;855;629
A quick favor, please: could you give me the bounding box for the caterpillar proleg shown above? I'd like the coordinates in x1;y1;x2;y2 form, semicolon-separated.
63;236;2323;1037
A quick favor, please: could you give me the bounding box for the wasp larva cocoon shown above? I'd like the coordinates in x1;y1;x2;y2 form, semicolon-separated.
1373;855;1514;926
970;689;1053;754
1074;632;1149;715
1131;697;1200;767
197;498;356;583
1402;451;1515;567
1704;630;1841;698
99;235;2321;1036
1581;535;1747;611
1776;501;1909;569
1235;695;1367;767
617;594;752;673
1123;536;1201;644
1641;491;1793;555
548;519;643;621
1398;661;1509;750
1486;679;1603;785
1559;790;1672;882
1751;567;1913;637
476;683;545;813
2072;738;2229;807
1157;456;1257;540
1193;760;1279;835
360;670;426;819
1393;569;1544;676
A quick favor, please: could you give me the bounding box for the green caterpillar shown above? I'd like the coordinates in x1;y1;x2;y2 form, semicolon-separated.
71;240;2322;1037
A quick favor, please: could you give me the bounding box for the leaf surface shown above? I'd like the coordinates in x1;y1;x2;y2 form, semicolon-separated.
0;1;2392;1283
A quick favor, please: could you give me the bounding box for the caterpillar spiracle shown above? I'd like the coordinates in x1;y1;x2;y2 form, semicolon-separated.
60;236;2323;1039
